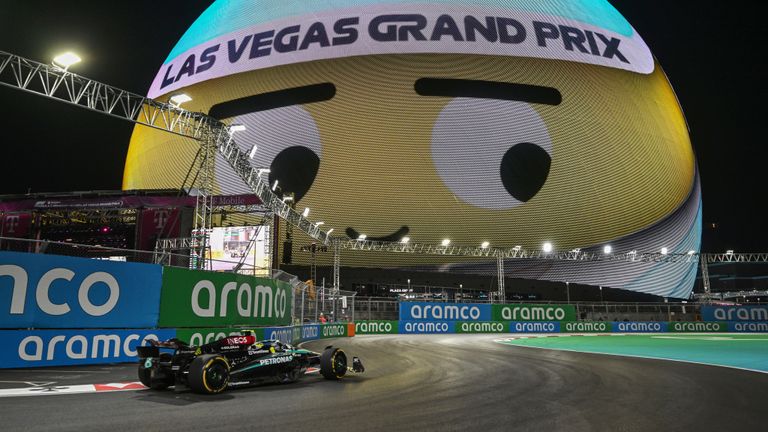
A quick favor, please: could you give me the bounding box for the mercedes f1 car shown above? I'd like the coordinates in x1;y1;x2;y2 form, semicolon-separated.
136;332;364;394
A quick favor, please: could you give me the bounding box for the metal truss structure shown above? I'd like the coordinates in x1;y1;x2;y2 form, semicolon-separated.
0;50;331;267
693;289;768;301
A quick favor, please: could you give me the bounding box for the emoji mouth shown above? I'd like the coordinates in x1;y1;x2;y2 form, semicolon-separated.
346;226;410;242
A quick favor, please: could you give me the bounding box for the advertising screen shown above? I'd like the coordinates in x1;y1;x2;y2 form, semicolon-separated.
124;0;700;298
207;226;270;272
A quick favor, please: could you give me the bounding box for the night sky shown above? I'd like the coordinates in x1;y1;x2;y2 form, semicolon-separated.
1;1;765;251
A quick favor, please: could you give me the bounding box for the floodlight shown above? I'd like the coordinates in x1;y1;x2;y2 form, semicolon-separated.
660;247;668;255
441;239;450;246
687;250;696;255
542;242;553;253
603;245;612;254
52;52;81;69
401;237;410;244
169;93;192;106
357;234;367;240
481;241;490;249
229;124;246;133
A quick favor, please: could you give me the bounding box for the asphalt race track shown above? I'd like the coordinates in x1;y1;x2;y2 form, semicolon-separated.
1;334;766;431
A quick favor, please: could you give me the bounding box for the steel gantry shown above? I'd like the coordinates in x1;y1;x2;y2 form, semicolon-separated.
0;50;332;267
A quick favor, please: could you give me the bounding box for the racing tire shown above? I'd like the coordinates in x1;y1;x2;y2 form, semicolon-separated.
320;347;347;380
188;354;230;394
138;354;172;390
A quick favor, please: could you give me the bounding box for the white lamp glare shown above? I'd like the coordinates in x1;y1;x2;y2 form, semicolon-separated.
169;93;192;106
543;242;553;253
401;237;410;244
229;124;246;133
441;239;451;246
603;245;612;254
357;234;367;240
481;241;490;249
661;247;669;255
687;250;696;255
53;52;81;69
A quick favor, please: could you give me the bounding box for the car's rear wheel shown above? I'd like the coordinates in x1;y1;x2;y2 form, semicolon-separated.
188;355;230;394
320;347;347;380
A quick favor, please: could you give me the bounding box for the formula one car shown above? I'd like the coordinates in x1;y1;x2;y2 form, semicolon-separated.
136;332;364;394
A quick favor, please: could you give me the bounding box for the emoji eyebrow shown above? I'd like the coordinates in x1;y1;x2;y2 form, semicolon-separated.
415;78;561;106
209;83;336;119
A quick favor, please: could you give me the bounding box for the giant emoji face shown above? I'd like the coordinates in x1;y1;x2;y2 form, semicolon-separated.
124;0;701;298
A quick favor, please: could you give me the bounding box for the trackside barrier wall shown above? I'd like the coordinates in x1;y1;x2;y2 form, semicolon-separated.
158;266;293;327
0;251;354;368
0;328;176;368
0;324;356;368
355;321;765;334
0;251;162;328
701;305;768;322
399;302;576;322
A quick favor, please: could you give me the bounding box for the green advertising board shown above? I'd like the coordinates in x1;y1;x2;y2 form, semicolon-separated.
493;304;576;321
159;266;293;327
667;322;728;333
319;323;350;338
456;321;506;333
175;327;265;346
560;321;611;333
354;321;399;334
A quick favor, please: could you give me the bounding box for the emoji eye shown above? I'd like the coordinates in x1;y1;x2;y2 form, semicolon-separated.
214;105;321;199
430;98;552;209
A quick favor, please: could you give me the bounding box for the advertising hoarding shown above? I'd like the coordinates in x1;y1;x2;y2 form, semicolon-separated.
0;251;162;328
158;266;293;327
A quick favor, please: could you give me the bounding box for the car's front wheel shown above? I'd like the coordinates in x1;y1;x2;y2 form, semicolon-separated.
320;347;347;380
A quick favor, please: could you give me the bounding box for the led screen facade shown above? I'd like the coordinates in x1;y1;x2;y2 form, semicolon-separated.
124;0;701;298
